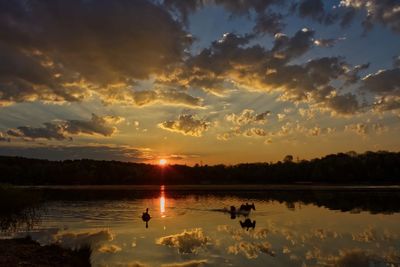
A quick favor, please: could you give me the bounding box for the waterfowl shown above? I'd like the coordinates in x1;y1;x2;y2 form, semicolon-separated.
142;208;151;228
240;218;256;230
237;203;256;216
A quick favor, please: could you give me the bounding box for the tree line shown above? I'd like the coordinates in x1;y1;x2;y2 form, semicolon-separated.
0;151;399;185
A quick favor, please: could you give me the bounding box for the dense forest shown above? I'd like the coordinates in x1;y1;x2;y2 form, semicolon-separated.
0;151;399;185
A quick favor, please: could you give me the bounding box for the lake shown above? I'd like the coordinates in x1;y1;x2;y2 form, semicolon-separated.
1;185;400;267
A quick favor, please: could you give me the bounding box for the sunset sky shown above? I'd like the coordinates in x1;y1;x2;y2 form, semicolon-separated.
0;0;399;165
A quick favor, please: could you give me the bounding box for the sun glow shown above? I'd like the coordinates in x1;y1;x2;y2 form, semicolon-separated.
159;159;167;166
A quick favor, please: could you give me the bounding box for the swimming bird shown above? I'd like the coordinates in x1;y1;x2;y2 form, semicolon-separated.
240;218;256;231
229;206;237;219
142;208;151;228
237;203;256;216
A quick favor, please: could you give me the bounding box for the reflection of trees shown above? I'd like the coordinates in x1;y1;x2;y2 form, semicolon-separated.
36;187;400;214
258;190;400;214
0;186;43;232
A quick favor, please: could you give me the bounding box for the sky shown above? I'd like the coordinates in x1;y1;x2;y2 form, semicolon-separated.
0;0;399;165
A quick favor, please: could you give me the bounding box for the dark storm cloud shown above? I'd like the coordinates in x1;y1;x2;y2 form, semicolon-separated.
4;114;123;141
0;145;150;162
0;0;192;105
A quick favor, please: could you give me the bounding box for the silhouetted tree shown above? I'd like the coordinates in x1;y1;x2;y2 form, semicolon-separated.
283;155;294;163
0;151;399;185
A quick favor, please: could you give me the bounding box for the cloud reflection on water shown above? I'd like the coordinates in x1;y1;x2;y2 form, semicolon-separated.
2;187;400;266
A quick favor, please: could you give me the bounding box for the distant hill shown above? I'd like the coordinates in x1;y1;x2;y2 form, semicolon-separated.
0;151;399;185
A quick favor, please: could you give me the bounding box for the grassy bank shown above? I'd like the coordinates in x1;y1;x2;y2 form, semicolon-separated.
0;237;91;267
0;184;42;232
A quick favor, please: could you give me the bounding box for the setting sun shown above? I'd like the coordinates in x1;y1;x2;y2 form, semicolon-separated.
159;159;167;166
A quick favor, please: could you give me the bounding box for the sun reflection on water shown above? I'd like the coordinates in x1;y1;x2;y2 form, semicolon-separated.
160;185;166;217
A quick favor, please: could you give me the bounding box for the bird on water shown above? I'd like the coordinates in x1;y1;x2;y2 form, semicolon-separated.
142;208;151;228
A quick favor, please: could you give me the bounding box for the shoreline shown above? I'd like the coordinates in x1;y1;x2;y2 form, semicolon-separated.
16;184;400;191
0;237;91;267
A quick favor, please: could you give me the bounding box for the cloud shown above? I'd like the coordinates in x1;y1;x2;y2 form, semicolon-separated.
323;93;361;115
344;122;387;136
163;0;203;24
373;95;400;113
0;132;11;142
99;88;203;108
271;122;335;138
0;144;153;162
111;262;149;267
218;109;270;140
53;230;114;249
158;114;210;137
293;0;337;25
243;128;268;137
253;12;285;35
352;227;377;242
161;260;208;267
63;114;124;137
4;114;123;140
362;68;400;95
168;0;400;36
313;37;345;47
339;0;400;34
98;244;122;254
6;122;68;141
164;0;282;22
0;0;191;105
289;0;400;34
227;241;275;259
272;28;316;61
334;249;384;267
394;56;400;68
156;228;211;254
225;109;270;126
166;30;364;115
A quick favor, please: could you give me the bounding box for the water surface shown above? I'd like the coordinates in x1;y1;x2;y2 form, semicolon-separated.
2;186;400;266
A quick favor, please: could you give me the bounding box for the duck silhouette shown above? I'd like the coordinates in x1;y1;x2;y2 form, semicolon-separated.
240;218;256;231
142;208;151;228
237;203;256;217
230;206;237;219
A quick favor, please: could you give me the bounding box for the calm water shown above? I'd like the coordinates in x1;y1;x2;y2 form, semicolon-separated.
2;186;400;267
